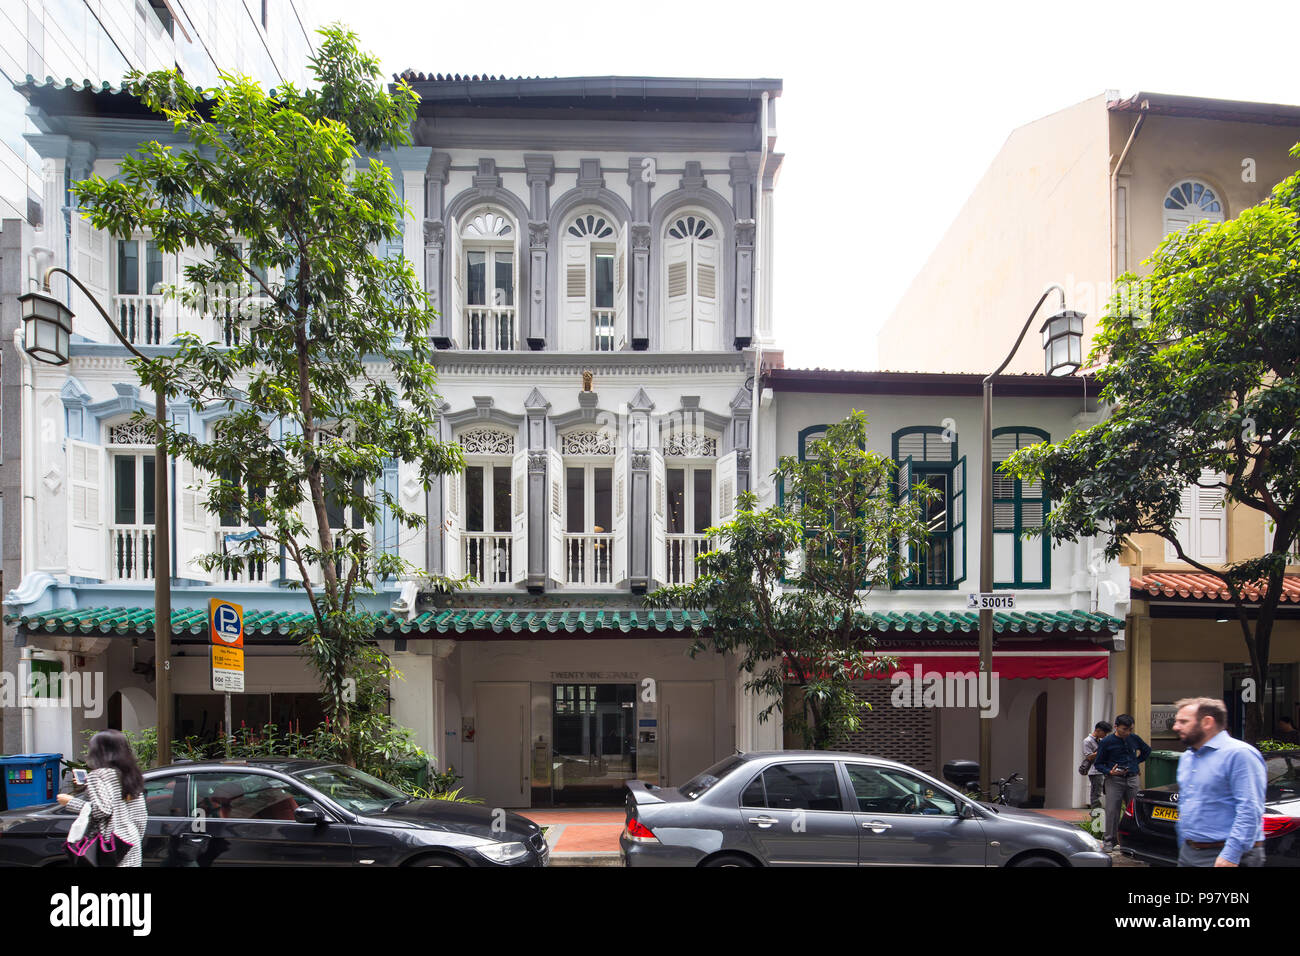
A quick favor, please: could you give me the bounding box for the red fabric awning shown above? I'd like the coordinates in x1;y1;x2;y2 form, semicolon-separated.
857;650;1109;680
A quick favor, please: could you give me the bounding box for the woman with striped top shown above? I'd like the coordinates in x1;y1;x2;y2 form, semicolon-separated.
57;730;148;867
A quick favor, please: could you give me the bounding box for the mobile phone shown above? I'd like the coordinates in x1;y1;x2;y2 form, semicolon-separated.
71;768;87;786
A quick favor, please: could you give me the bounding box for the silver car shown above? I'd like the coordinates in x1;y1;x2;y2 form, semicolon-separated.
621;751;1110;867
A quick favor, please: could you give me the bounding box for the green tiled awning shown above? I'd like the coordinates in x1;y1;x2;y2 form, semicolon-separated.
5;606;1121;639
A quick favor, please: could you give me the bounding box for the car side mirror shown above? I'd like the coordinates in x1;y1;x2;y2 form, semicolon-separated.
294;805;326;825
958;801;977;820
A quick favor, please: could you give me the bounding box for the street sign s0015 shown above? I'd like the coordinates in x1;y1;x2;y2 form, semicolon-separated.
966;592;1015;611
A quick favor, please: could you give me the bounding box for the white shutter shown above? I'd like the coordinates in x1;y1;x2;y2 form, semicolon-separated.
561;238;590;350
614;223;628;349
443;470;462;578
300;479;323;587
177;458;214;582
177;244;206;339
664;237;691;351
547;448;565;585
511;449;528;585
67;440;107;580
652;449;667;585
1165;470;1226;563
693;235;720;350
449;215;463;347
1166;485;1196;562
71;212;109;337
613;444;628;585
1195;470;1226;563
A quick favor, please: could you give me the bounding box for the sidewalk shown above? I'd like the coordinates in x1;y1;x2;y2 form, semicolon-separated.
518;808;626;866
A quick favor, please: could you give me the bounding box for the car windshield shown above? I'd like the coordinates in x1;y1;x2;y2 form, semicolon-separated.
1266;754;1300;799
294;765;410;814
678;754;747;799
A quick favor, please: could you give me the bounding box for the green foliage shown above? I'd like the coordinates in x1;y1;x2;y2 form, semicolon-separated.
648;412;936;749
71;721;451;789
1256;738;1295;753
70;25;464;765
1003;144;1300;741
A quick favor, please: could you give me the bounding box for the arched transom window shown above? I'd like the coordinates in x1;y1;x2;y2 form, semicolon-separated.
561;208;626;352
452;426;521;585
1162;179;1225;236
663;210;720;351
453;205;517;350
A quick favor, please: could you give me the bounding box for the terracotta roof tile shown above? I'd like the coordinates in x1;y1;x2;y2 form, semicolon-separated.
1131;571;1300;603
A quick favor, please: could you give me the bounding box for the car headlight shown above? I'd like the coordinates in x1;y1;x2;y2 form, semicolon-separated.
476;841;530;864
1077;830;1101;852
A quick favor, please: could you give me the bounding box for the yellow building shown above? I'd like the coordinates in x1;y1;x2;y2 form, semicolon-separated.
879;92;1300;754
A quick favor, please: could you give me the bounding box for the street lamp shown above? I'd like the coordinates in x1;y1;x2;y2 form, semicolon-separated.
978;285;1083;796
19;268;174;768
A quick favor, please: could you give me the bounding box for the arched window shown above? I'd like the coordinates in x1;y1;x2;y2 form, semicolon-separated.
451;426;522;585
556;427;618;585
991;428;1050;588
663;428;720;584
560;208;626;351
1162;179;1225;236
892;426;967;589
663;211;721;350
106;418;158;582
453;206;517;350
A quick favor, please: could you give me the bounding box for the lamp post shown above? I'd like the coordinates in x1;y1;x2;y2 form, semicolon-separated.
19;268;173;767
978;285;1084;797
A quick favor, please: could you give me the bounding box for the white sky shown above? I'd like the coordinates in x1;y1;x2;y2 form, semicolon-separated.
307;0;1300;370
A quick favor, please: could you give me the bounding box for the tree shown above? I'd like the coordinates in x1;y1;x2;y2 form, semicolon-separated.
72;26;463;764
1003;145;1300;742
647;412;937;749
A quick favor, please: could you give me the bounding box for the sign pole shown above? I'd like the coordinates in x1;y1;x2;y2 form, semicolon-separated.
209;598;245;754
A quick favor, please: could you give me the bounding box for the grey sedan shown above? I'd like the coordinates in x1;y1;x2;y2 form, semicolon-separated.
621;751;1109;867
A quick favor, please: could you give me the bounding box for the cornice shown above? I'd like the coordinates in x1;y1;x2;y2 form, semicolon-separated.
431;351;750;378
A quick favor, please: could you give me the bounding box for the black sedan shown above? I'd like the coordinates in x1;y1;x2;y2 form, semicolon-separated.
0;758;548;867
621;751;1109;867
1118;749;1300;866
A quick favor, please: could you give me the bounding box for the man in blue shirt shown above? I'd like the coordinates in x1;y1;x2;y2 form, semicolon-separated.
1172;697;1266;867
1095;714;1151;851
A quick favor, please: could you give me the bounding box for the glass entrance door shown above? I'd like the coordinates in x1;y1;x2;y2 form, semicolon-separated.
550;683;637;805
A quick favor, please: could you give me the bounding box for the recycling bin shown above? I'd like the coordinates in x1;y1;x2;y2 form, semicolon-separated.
0;753;63;809
1145;750;1181;789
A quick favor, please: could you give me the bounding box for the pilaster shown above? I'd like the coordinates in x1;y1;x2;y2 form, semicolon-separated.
525;388;551;591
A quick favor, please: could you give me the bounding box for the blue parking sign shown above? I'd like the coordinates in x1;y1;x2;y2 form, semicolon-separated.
209;598;244;647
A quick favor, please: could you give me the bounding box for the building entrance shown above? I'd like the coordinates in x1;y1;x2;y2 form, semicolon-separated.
549;683;637;805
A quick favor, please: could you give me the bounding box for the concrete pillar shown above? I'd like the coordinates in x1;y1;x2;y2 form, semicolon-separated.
627;390;655;590
424;152;451;345
626;158;654;349
524;388;550;590
1130;609;1153;784
1;218;25;752
729;385;753;493
524;155;553;349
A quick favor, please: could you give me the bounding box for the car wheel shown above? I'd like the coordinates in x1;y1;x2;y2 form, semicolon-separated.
1009;854;1063;867
700;853;758;868
408;853;468;867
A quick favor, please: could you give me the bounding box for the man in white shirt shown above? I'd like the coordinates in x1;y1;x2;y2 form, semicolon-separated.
1080;720;1112;808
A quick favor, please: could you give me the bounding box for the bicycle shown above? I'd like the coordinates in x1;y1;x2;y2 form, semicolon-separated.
961;771;1026;807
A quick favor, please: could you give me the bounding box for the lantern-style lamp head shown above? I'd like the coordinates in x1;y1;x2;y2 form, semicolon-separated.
18;288;74;365
1040;309;1085;377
